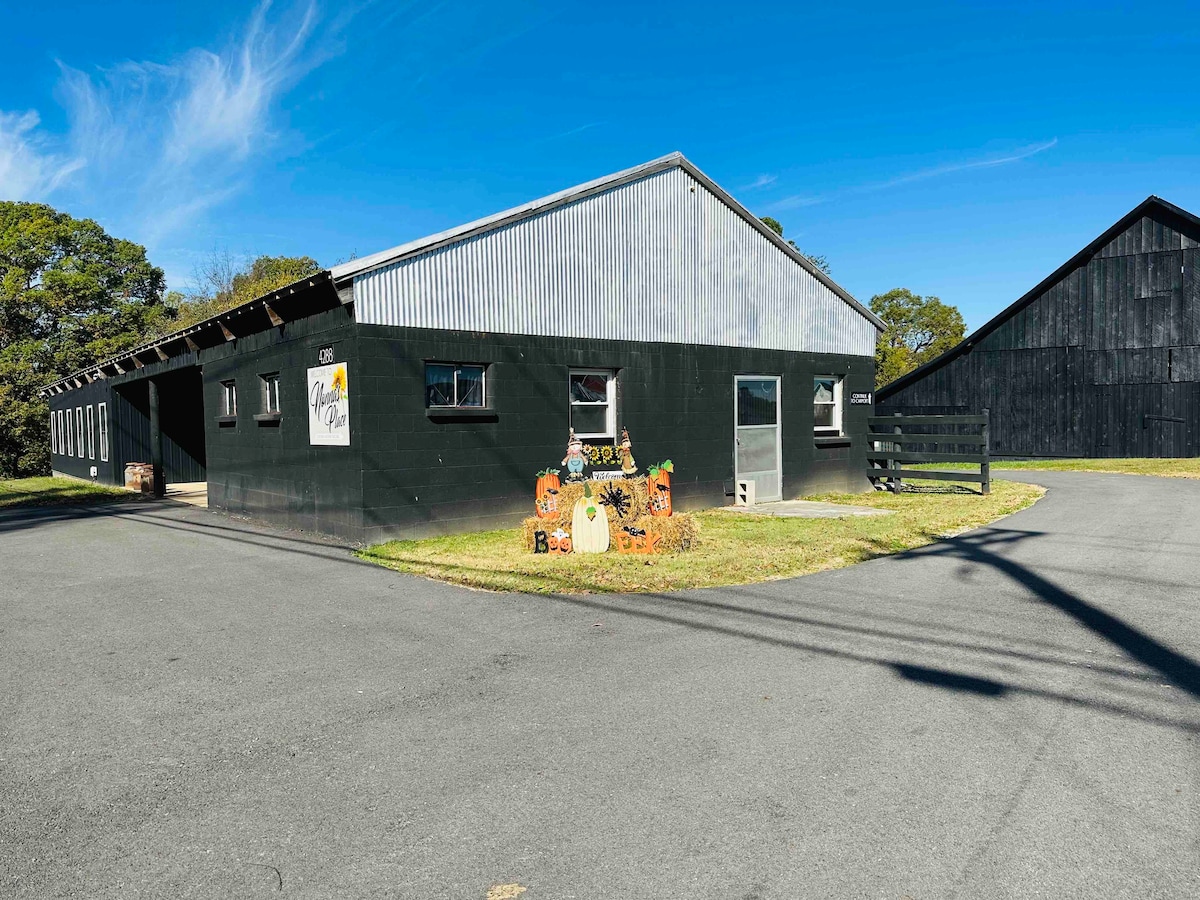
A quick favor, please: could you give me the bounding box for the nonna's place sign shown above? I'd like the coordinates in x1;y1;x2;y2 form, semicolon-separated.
307;363;351;446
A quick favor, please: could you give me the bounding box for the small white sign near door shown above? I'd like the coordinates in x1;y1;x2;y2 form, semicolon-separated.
307;363;351;446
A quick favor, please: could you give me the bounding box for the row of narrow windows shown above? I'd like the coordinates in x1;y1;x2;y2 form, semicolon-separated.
50;403;108;463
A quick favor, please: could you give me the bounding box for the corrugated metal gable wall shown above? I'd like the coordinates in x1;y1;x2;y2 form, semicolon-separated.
354;167;876;356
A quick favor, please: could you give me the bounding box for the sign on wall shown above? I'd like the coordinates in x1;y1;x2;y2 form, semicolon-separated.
307;363;351;446
849;391;874;405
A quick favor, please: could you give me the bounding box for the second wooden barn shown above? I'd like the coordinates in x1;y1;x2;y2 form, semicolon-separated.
877;196;1200;458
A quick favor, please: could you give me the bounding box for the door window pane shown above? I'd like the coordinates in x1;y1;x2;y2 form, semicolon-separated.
737;379;778;426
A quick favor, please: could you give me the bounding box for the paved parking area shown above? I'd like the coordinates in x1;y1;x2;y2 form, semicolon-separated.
1;472;1198;899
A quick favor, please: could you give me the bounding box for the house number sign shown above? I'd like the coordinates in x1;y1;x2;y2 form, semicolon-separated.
317;345;336;365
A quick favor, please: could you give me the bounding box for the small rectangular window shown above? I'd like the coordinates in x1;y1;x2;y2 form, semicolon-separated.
65;409;73;457
76;407;84;458
261;373;281;414
814;376;843;434
425;362;486;408
86;406;95;459
221;381;237;416
568;369;616;439
50;412;58;455
98;403;109;462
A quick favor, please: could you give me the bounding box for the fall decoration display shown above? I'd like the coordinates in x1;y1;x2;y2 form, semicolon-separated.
521;475;698;554
619;428;637;475
571;482;610;553
647;460;674;516
535;469;560;518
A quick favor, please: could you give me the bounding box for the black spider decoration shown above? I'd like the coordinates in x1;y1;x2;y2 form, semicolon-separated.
599;484;632;519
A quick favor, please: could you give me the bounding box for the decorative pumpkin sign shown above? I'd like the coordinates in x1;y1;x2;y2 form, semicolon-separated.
535;468;560;518
647;460;674;516
548;527;572;555
571;481;610;553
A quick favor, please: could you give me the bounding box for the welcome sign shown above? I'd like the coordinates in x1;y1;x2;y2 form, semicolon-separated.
307;363;351;446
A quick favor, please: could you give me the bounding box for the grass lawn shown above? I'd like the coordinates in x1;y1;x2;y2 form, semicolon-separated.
0;476;131;510
926;458;1200;479
358;478;1044;594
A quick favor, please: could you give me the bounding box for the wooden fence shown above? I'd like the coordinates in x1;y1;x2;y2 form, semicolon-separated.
866;410;990;495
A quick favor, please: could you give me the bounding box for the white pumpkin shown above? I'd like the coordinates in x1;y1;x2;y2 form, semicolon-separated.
571;481;611;553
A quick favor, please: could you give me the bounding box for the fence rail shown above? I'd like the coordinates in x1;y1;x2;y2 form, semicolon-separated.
866;409;990;495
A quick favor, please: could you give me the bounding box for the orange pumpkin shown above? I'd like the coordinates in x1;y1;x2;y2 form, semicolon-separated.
647;460;674;516
535;469;561;518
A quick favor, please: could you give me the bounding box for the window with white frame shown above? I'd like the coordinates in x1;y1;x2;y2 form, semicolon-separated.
261;373;281;414
86;406;95;459
813;376;843;434
425;362;486;408
221;381;237;416
76;407;85;458
64;409;72;457
98;403;109;462
568;369;617;439
50;412;57;455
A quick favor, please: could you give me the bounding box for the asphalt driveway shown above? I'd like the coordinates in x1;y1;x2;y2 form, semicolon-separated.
1;472;1198;899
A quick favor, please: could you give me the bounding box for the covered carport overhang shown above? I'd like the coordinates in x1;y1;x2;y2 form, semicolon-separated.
40;271;346;494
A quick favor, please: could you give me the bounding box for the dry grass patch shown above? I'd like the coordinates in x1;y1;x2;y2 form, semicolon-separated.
358;479;1044;594
0;476;131;510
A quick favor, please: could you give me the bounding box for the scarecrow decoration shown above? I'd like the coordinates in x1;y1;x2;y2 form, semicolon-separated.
562;429;586;480
619;427;637;476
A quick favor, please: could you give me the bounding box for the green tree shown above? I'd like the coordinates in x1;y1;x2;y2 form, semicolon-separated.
163;252;322;333
0;202;169;477
870;288;966;388
760;216;831;275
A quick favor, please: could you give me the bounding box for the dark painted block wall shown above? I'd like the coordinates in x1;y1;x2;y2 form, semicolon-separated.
200;306;363;540
48;379;116;483
880;208;1200;458
49;359;209;486
354;324;875;543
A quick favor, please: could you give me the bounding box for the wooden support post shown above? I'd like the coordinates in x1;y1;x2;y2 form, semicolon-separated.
219;322;236;342
264;303;284;327
184;336;200;352
891;412;903;493
148;378;165;498
980;407;991;495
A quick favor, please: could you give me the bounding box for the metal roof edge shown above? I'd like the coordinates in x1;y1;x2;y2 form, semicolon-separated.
332;152;884;332
877;195;1200;400
40;270;336;395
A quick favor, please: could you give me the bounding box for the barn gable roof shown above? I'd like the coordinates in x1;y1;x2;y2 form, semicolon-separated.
331;152;884;331
876;195;1200;401
43;152;881;395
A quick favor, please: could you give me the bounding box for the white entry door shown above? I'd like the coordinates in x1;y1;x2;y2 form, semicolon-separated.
735;375;782;502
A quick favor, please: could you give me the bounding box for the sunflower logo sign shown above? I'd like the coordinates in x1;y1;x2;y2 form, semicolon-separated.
307;362;351;446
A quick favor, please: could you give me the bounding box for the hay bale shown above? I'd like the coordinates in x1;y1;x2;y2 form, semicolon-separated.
521;475;698;552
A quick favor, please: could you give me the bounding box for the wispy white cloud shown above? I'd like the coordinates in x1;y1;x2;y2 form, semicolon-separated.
859;139;1059;193
740;173;777;190
762;139;1059;213
0;110;84;200
1;1;329;251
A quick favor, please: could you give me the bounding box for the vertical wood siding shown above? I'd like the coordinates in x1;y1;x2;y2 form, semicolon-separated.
354;167;876;358
880;210;1200;457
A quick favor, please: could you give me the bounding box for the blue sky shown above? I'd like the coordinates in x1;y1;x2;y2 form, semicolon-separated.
3;1;1199;331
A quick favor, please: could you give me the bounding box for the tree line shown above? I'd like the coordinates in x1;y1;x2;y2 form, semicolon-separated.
0;201;968;479
0;201;320;478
